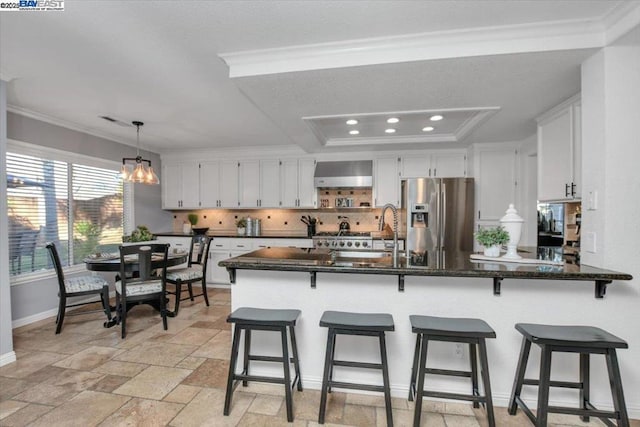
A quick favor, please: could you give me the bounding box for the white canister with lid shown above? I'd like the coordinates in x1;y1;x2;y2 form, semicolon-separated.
500;204;524;260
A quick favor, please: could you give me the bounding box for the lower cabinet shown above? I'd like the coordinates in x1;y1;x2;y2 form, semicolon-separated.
155;236;191;269
207;238;313;285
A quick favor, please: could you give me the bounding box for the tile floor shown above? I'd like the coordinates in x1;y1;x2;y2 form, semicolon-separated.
1;288;638;427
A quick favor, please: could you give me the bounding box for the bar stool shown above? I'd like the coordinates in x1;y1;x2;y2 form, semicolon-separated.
508;323;629;427
223;307;303;422
318;310;395;426
408;315;496;427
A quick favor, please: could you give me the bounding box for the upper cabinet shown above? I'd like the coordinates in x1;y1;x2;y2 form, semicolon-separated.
162;162;200;209
281;158;316;208
474;145;517;223
374;157;401;207
201;160;240;208
537;94;581;202
400;151;467;178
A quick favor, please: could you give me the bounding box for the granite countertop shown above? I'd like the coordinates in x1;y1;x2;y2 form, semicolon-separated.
218;247;632;283
154;231;311;239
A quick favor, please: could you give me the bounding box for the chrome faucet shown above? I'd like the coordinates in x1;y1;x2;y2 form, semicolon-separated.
378;203;399;266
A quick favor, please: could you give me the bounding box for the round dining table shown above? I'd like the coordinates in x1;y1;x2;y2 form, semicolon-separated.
84;251;188;273
84;250;189;323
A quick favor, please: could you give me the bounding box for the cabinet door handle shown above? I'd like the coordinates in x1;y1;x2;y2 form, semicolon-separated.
571;182;576;197
429;168;431;177
565;184;570;197
433;168;437;177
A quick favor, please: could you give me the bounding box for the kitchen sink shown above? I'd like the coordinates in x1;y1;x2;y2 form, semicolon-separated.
327;249;403;268
331;250;400;259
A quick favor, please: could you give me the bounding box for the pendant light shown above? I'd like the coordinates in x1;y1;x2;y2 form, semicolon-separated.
121;121;160;185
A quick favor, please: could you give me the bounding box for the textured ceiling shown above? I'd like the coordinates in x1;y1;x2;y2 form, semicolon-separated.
0;0;628;153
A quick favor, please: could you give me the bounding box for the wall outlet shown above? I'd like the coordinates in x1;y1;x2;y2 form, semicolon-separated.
454;343;464;358
584;231;597;253
587;190;598;210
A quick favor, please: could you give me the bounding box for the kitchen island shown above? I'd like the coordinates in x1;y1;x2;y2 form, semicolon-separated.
219;248;637;415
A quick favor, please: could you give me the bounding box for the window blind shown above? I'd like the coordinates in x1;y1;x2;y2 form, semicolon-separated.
7;151;125;277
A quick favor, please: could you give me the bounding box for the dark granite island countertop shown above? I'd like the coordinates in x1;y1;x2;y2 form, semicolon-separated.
219;247;632;298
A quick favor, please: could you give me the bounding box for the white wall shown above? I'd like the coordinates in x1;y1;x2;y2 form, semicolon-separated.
0;80;16;366
581;24;640;416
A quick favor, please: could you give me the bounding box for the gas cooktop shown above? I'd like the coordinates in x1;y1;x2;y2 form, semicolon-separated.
313;231;372;237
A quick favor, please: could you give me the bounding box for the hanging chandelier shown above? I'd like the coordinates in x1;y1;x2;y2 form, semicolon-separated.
121;121;160;185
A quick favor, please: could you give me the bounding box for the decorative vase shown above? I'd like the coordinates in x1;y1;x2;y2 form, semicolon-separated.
182;223;191;234
483;245;501;257
500;204;524;260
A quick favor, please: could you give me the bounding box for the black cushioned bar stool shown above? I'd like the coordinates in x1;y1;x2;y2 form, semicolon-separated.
508;323;629;427
319;310;395;426
408;315;496;427
224;307;303;422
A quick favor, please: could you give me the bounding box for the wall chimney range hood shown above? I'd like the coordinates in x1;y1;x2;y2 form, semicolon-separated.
314;160;373;188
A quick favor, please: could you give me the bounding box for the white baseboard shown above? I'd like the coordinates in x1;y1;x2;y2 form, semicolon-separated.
0;351;17;367
12;292;117;329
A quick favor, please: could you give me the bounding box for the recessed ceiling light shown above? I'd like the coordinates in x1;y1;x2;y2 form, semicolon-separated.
430;115;443;121
422;126;434;132
387;117;399;124
346;119;358;125
385;128;396;134
349;130;360;135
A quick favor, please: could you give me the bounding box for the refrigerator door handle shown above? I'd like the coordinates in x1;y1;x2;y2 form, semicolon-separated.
440;182;446;250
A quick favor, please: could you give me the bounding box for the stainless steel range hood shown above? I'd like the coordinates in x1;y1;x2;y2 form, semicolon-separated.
314;160;373;188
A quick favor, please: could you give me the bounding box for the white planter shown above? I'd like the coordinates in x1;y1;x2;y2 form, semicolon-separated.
483;245;501;257
237;227;246;235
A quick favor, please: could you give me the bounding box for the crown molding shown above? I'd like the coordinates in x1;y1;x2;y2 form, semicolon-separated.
221;18;606;78
325;134;457;147
7;105;137;148
159;143;305;162
603;1;640;44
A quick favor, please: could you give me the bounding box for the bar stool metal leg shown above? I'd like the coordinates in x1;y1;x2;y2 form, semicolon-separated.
319;328;336;425
280;326;293;422
379;331;393;427
242;329;251;386
224;324;242;416
478;338;496;427
605;349;630;427
579;353;590;422
536;345;552;427
508;337;532;415
470;342;479;408
408;333;421;401
289;325;303;391
412;334;429;427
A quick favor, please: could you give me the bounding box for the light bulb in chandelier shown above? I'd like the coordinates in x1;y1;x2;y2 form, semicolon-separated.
120;121;160;185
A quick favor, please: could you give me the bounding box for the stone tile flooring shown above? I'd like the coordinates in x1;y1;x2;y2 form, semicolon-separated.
1;288;638;426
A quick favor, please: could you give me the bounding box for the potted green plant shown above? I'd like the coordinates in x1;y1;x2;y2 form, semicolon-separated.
123;225;155;243
184;213;198;234
474;226;510;257
235;218;247;235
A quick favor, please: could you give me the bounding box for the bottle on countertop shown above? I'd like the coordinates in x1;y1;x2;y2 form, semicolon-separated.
245;217;253;236
253;219;261;236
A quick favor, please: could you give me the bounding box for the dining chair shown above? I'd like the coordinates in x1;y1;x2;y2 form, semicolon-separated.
115;243;170;339
46;242;113;334
165;235;212;316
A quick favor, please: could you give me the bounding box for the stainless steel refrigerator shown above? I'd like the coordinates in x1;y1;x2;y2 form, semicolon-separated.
402;178;475;263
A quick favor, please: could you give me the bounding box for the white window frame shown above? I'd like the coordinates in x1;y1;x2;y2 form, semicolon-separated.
7;139;134;285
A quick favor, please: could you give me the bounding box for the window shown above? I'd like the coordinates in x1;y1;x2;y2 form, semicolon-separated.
7;147;128;278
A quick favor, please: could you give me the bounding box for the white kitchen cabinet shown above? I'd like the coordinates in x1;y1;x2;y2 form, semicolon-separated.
253;238;314;249
260;159;281;208
240;160;281;208
474;145;517;223
401;152;466;178
155;236;191;269
431;152;466;177
208;238;251;285
239;160;261;207
537;94;581;201
162;162;200;209
281;158;317;208
164;160;239;209
219;160;240;207
374;157;401;207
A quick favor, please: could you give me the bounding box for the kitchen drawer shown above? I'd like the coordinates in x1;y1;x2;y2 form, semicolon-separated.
253;238;314;249
209;238;231;250
229;239;252;251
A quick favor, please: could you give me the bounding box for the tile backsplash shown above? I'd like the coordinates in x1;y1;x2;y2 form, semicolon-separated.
171;207;405;235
